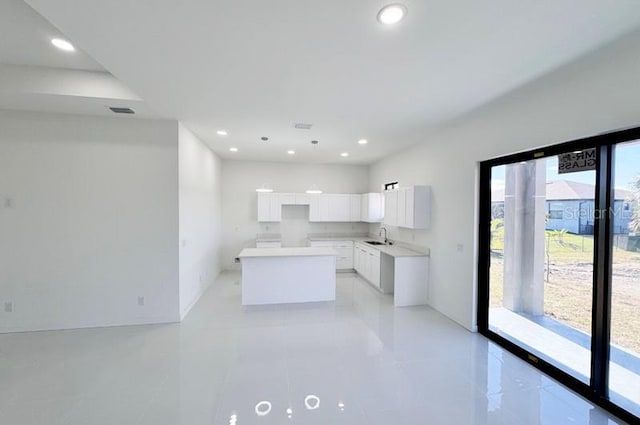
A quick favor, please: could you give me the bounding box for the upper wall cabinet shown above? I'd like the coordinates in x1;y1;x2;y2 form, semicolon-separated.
383;186;431;229
360;193;384;223
280;193;313;206
259;192;384;223
257;193;281;222
279;193;296;205
309;194;361;222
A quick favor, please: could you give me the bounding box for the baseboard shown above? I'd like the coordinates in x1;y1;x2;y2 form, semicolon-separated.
179;270;220;320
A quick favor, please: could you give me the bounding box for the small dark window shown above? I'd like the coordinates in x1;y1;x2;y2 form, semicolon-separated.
384;181;399;191
549;210;563;220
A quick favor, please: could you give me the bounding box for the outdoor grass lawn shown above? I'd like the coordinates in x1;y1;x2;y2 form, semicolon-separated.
489;229;640;354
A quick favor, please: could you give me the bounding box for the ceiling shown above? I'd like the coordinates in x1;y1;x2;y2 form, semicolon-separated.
0;0;103;71
13;0;640;163
0;0;159;118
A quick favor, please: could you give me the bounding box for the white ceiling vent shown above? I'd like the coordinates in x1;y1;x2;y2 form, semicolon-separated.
109;107;135;114
293;123;313;130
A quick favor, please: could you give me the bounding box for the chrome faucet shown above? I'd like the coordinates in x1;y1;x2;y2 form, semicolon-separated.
379;227;388;244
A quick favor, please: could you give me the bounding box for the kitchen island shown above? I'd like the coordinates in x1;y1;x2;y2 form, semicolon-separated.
237;247;337;305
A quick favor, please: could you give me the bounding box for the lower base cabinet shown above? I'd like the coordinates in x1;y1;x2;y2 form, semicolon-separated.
354;242;381;290
308;240;354;270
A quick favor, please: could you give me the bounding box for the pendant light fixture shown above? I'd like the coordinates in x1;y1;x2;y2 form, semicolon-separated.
255;183;273;193
305;184;322;194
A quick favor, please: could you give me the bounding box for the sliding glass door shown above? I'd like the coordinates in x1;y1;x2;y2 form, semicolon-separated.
487;152;596;384
609;140;640;416
478;128;640;423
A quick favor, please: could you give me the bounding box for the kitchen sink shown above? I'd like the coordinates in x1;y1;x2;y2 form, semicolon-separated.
365;240;386;245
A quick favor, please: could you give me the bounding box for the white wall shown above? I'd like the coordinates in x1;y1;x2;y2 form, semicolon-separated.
178;124;222;319
0;110;180;332
221;160;369;269
368;28;640;332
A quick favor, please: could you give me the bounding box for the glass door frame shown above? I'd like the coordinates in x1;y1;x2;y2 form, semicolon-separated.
477;126;640;424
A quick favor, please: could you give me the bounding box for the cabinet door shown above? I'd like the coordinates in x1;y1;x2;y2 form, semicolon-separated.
397;188;407;227
320;194;331;221
309;194;321;221
367;252;375;283
371;255;381;288
257;193;270;222
350;195;361;222
412;186;431;229
354;246;360;271
405;187;415;228
335;194;350;221
360;194;369;221
383;190;398;226
269;193;281;221
370;193;384;222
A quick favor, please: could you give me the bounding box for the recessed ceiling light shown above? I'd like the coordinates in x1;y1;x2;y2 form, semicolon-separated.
340;152;349;157
358;139;368;145
377;4;407;25
261;136;269;141
287;150;295;155
51;38;75;52
229;147;238;152
217;130;228;136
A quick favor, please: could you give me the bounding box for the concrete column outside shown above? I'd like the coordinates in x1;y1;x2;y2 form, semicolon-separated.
502;160;546;316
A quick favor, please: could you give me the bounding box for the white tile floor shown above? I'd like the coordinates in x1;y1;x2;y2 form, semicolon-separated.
0;272;630;424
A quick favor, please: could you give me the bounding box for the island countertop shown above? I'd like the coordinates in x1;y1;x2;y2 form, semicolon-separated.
238;247;338;258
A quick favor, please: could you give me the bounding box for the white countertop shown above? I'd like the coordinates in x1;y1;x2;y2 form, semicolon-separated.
306;233;368;241
369;243;429;258
307;235;429;257
239;247;338;258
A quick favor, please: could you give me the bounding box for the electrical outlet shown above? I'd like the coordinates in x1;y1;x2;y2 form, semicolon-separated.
234;257;240;263
181;239;187;248
265;225;270;231
412;234;416;242
137;296;145;307
4;197;13;209
456;243;464;252
199;274;203;283
4;301;13;313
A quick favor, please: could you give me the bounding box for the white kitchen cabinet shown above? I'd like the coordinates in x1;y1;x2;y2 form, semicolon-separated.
383;186;431;229
308;194;321;221
383;190;398;226
295;194;311;205
309;240;354;270
349;195;361;222
332;194;351;221
397;188;407;227
354;242;381;290
280;193;296;205
309;194;359;222
257;193;281;222
361;193;384;223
